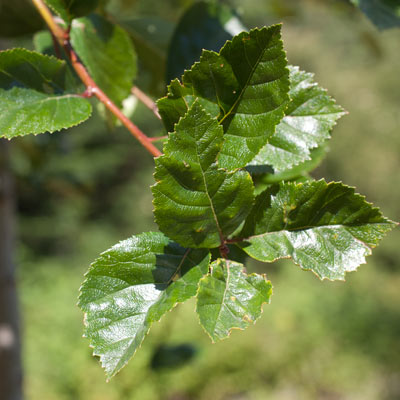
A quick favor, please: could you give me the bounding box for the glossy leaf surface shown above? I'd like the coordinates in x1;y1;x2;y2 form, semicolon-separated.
78;231;210;378
0;49;91;138
166;1;245;82
70;14;137;105
158;26;290;170
196;259;272;342
248;66;345;172
44;0;100;22
238;180;396;280
152;102;254;249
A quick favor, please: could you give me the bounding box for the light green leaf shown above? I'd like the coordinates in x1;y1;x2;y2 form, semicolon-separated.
157;25;290;170
70;14;137;106
44;0;100;23
78;231;210;378
152;101;254;249
0;48;91;138
248;66;345;172
196;259;272;342
238;180;397;280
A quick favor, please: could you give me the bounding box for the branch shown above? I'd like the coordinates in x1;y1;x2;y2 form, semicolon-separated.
131;87;161;120
31;0;162;158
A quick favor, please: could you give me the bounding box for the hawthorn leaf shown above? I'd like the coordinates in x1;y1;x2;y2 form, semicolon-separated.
166;1;245;82
44;0;100;23
238;180;397;280
157;25;290;170
78;231;210;378
0;49;91;138
248;66;345;172
196;259;272;342
70;14;137;106
152;101;254;249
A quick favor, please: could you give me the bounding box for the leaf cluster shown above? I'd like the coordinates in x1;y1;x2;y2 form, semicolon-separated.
0;0;396;379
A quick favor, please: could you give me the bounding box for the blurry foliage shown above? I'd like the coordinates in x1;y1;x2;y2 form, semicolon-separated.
0;0;398;399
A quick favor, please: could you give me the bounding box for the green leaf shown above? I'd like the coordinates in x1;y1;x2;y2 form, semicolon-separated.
118;17;174;95
44;0;100;23
78;231;210;378
0;49;91;138
166;1;245;82
248;66;345;172
0;0;44;37
351;0;400;30
196;259;272;342
70;14;137;105
238;180;397;280
152;101;254;249
157;25;290;170
33;31;55;57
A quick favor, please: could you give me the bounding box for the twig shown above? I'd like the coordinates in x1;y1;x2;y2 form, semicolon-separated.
131;86;161;120
31;0;162;158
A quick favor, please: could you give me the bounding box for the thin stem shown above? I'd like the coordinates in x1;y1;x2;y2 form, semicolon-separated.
31;0;162;158
131;86;161;120
149;135;167;142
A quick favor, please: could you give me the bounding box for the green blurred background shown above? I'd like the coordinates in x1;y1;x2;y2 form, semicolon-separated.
4;0;400;399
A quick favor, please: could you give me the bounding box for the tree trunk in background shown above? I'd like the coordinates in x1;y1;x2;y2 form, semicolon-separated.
0;139;23;400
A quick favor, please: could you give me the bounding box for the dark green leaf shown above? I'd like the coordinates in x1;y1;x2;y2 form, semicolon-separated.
44;0;100;22
166;1;245;82
157;25;290;170
238;180;397;280
0;0;44;37
70;14;137;105
78;231;210;378
351;0;400;30
196;259;272;342
248;66;345;172
0;49;91;138
118;17;174;95
152;101;254;249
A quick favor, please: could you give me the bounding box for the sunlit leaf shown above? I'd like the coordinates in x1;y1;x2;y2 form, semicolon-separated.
238;180;397;280
158;25;290;170
196;259;272;342
152;101;254;249
78;231;210;378
0;48;91;138
248;66;345;172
